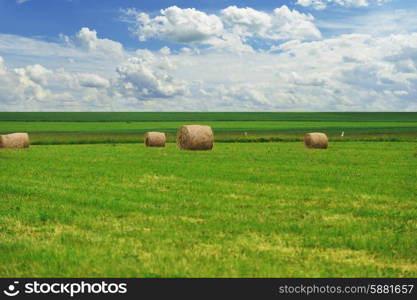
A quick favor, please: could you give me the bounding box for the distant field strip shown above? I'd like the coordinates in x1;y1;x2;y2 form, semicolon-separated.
1;112;417;122
1;120;416;144
1;113;416;144
1;121;417;133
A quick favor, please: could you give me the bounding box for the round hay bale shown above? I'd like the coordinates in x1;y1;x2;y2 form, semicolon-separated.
176;125;214;150
0;133;30;149
304;132;328;149
144;132;166;147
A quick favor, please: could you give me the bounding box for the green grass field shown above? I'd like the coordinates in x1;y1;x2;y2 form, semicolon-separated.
0;142;416;277
0;112;416;277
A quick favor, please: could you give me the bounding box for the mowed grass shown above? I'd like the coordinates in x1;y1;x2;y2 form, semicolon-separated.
0;142;416;277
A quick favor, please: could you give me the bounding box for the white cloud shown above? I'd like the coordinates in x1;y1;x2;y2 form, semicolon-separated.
159;46;171;55
112;50;188;100
171;32;414;111
2;29;417;111
0;53;118;111
297;0;329;10
72;27;124;58
123;5;321;53
221;6;272;37
124;6;223;43
0;32;125;81
221;5;321;40
296;0;391;10
271;6;321;40
77;73;110;88
17;64;52;86
0;58;71;106
16;0;30;4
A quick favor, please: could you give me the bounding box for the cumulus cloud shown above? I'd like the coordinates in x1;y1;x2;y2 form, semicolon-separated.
122;6;251;53
17;64;52;86
111;50;188;100
0;54;120;111
271;6;321;40
124;6;223;43
0;58;70;106
60;27;124;59
222;5;321;41
221;6;272;37
123;5;321;52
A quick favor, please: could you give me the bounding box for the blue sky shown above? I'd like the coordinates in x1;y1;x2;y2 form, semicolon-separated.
0;0;416;111
0;0;411;47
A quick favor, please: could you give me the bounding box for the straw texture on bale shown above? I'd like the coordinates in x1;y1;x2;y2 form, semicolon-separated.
304;132;328;149
144;132;166;147
0;133;30;149
176;125;214;150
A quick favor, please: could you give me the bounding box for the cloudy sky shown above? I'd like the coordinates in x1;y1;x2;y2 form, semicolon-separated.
0;0;416;111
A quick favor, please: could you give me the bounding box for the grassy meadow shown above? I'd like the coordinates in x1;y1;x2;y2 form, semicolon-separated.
0;112;416;277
